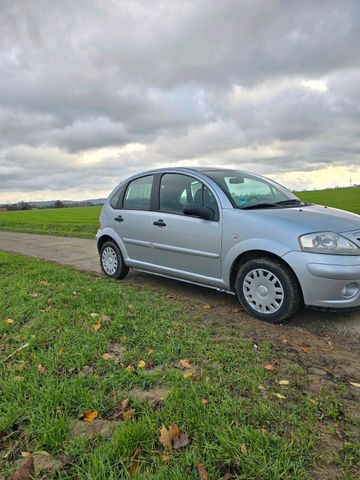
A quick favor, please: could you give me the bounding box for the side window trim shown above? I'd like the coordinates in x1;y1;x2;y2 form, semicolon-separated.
157;173;220;222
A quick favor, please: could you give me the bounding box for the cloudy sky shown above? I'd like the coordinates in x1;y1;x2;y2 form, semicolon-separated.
1;0;360;203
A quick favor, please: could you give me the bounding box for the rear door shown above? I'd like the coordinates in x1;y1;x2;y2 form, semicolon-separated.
111;174;155;266
152;173;222;281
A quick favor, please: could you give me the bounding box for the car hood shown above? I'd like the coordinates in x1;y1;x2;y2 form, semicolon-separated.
246;204;360;235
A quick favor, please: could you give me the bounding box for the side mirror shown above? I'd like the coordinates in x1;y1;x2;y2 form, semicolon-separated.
183;205;213;220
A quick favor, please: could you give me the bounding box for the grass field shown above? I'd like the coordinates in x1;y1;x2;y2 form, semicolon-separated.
1;252;359;479
0;187;358;239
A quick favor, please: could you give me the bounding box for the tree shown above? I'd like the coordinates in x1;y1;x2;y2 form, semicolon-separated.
54;200;65;208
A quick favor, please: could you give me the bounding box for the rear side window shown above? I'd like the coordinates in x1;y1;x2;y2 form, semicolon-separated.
109;185;125;209
123;175;154;210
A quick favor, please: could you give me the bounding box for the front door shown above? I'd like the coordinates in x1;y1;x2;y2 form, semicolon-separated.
152;173;222;282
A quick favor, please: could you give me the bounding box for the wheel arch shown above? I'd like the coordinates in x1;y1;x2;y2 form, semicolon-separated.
229;249;304;302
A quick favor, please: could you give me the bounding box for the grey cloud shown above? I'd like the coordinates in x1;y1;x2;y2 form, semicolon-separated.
1;0;360;200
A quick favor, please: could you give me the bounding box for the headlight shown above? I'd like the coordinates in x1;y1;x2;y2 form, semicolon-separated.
299;232;360;255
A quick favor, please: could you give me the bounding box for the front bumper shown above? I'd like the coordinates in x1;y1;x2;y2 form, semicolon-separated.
282;251;360;309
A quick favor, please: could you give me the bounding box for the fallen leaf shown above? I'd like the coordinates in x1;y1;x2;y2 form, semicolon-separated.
125;365;134;373
10;456;34;480
203;304;212;309
82;410;98;423
90;313;99;318
5;318;15;324
162;454;171;462
148;349;154;355
173;432;190;449
122;408;135;421
137;360;146;368
201;398;209;405
179;359;193;369
21;451;32;458
91;322;101;331
37;364;46;374
264;364;274;371
279;380;290;385
231;308;242;313
183;372;193;379
222;474;235;480
196;463;209;480
129;447;141;477
100;315;111;322
58;348;64;356
30;292;40;298
102;353;113;360
159;425;173;451
274;393;286;399
127;312;136;318
349;382;360;388
240;443;248;456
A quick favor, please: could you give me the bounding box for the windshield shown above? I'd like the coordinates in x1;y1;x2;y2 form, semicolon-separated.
204;170;301;209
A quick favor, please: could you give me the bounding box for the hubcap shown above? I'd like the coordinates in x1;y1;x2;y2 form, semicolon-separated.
243;268;284;314
102;247;118;275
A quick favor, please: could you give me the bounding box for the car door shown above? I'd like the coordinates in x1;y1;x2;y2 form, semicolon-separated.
111;174;155;266
152;173;222;281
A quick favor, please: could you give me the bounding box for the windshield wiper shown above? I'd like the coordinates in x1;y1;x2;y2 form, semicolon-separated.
275;199;304;206
241;203;278;210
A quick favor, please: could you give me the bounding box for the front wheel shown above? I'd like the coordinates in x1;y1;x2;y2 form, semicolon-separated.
235;257;301;323
100;241;129;279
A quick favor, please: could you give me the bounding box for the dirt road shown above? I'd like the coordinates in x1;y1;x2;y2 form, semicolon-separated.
1;230;360;337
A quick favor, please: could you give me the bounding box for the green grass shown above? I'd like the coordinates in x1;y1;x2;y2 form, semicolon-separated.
0;187;358;239
0;206;101;238
1;252;359;479
296;187;360;215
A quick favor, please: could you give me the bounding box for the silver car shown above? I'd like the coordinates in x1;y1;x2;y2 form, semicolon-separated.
96;167;360;323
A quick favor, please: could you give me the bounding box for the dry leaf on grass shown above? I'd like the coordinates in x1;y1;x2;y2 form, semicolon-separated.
258;385;268;398
196;463;209;480
100;315;111;322
30;292;40;298
91;322;101;331
90;313;99;318
37;364;46;374
222;473;235;480
101;353;113;360
129;447;141;477
183;372;193;379
274;393;286;399
125;365;134;373
240;443;248;456
110;398;135;421
10;456;34;480
201;398;209;405
162;454;171;462
349;382;360;388
82;410;98;423
137;360;146;368
264;364;274;371
279;380;290;385
4;318;15;324
159;424;190;451
179;359;193;369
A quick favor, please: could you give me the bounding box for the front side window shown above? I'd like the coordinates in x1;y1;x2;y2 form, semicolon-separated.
205;171;302;209
123;175;154;210
160;174;219;220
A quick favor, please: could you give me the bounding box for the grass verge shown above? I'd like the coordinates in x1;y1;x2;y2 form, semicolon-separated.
0;252;359;479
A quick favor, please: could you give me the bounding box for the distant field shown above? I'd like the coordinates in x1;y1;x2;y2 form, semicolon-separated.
0;187;358;238
0;205;101;238
296;187;360;215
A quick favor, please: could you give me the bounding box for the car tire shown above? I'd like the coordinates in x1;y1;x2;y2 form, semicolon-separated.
235;257;301;323
100;241;129;279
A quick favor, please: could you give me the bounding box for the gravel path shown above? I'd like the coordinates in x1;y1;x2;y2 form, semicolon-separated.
1;230;360;336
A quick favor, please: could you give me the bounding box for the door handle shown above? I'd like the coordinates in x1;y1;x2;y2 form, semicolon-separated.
114;215;124;222
153;219;166;227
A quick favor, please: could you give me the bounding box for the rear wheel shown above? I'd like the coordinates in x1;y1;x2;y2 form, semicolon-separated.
100;241;129;279
235;257;301;323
